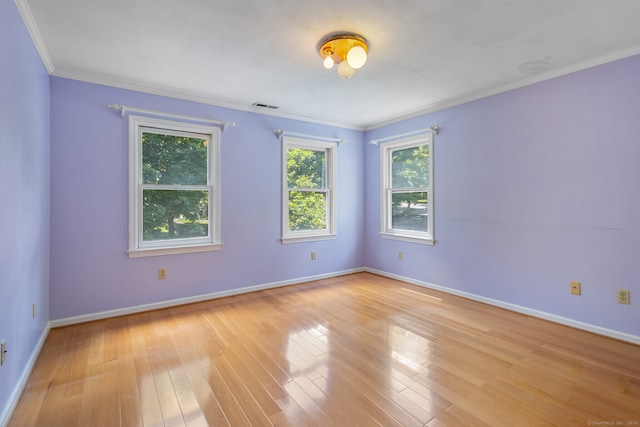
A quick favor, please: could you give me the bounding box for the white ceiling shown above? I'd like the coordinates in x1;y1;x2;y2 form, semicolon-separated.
17;0;640;129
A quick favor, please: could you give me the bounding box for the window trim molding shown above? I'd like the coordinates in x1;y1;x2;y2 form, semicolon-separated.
281;136;337;244
127;115;222;258
379;133;435;245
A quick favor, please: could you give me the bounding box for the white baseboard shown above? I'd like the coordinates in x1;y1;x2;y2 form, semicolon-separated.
51;266;640;344
50;268;365;328
364;268;640;346
0;323;50;427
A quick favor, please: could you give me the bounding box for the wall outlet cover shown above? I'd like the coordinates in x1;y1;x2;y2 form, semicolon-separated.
617;289;630;304
570;281;581;295
1;340;6;366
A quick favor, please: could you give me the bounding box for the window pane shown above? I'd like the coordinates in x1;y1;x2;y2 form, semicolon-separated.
143;189;209;241
142;131;208;185
391;191;428;232
391;145;429;188
287;148;326;189
288;190;327;231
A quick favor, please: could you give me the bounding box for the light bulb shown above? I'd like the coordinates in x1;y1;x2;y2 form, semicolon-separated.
346;46;367;69
323;55;334;69
337;61;355;79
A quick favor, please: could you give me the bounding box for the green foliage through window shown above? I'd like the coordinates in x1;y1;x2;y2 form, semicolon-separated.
391;144;430;233
287;147;328;232
141;131;209;241
288;191;327;231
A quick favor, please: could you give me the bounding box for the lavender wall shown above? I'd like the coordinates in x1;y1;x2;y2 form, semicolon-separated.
4;2;639;421
49;55;640;338
365;55;640;337
49;78;365;320
0;0;50;422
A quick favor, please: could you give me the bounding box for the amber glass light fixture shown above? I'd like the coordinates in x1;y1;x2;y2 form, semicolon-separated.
318;32;369;79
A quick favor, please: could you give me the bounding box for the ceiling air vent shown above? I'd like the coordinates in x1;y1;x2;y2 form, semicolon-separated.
252;102;279;109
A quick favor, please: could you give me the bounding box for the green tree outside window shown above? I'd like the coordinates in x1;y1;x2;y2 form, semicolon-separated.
287;147;327;231
142;131;209;240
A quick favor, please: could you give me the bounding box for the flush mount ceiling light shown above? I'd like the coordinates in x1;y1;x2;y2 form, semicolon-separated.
318;32;369;79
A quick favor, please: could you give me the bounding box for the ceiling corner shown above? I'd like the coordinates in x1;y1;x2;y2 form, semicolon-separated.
14;0;56;74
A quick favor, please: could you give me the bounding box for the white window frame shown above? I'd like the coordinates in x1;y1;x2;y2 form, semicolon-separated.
281;136;337;244
380;133;434;245
128;115;221;258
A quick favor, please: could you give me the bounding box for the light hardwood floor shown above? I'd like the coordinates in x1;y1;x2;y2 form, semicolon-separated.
8;272;640;426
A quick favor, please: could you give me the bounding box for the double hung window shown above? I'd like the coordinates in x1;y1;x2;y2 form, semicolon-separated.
380;133;434;245
282;136;337;244
128;115;221;257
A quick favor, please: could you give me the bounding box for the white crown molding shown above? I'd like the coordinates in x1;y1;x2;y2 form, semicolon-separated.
51;44;640;133
52;69;366;131
363;45;640;131
13;0;55;74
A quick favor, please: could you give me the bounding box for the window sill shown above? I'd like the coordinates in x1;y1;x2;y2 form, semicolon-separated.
281;234;337;245
380;232;435;246
128;243;222;258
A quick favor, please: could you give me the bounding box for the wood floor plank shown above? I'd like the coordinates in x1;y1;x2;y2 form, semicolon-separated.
189;377;230;427
219;345;284;417
57;393;82;427
32;381;65;426
281;376;337;426
174;386;209;427
118;355;143;427
134;354;165;427
148;351;184;426
273;394;318;427
8;272;640;426
76;373;102;427
323;357;430;426
312;370;404;427
201;360;253;426
211;353;274;427
96;369;122;427
226;340;289;401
